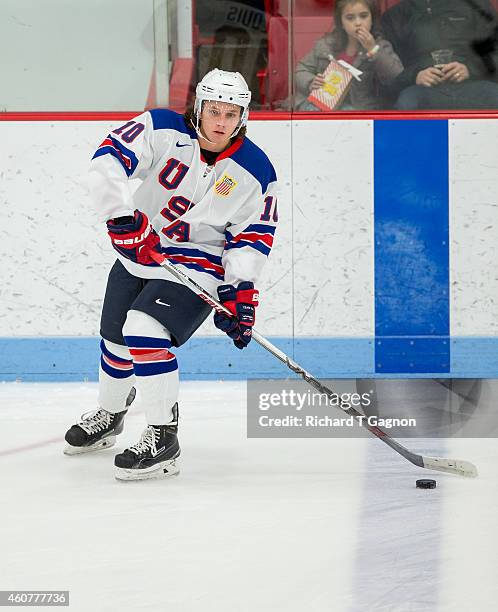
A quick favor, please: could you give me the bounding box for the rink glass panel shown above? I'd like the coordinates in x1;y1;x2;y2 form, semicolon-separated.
3;0;498;113
0;0;155;111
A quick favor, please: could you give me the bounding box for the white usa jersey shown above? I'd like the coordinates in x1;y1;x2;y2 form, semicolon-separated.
89;109;278;294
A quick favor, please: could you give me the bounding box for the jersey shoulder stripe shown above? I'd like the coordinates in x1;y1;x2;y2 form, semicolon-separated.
92;135;139;176
149;108;196;138
230;137;277;194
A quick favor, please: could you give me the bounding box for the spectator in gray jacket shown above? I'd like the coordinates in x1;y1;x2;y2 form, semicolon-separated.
295;0;403;110
382;0;498;110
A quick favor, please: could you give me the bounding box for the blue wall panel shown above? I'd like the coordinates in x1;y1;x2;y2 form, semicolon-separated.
374;120;450;373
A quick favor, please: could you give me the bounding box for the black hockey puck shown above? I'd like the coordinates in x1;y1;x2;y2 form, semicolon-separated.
416;479;436;489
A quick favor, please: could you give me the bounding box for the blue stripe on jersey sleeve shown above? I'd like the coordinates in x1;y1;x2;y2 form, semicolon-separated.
224;224;276;242
243;224;276;236
230;138;277;193
161;246;223;265
224;240;271;256
224;224;275;257
149;108;197;138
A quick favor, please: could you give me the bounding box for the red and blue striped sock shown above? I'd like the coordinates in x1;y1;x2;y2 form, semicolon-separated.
124;336;178;376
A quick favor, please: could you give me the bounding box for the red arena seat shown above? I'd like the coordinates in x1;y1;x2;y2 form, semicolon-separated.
262;14;333;107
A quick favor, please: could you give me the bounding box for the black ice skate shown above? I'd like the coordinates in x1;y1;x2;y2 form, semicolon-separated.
64;387;136;455
114;403;180;481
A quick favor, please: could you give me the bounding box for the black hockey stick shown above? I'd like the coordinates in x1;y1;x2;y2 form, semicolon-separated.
149;251;478;478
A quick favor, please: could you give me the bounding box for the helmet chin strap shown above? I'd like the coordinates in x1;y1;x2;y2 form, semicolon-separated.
190;116;217;145
229;124;243;139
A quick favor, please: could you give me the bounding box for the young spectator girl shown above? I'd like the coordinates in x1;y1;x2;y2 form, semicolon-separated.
295;0;403;110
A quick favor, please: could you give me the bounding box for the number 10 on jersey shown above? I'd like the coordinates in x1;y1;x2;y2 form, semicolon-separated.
260;196;278;222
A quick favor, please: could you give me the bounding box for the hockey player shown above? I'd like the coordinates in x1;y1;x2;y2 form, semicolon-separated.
64;69;278;480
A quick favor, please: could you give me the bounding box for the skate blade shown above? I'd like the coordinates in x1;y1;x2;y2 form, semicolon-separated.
64;435;116;456
114;458;180;481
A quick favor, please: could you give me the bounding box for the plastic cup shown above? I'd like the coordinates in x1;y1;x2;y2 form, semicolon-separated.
431;49;453;68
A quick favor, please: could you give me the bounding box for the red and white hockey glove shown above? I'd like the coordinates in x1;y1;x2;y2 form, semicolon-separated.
214;282;259;349
106;210;161;266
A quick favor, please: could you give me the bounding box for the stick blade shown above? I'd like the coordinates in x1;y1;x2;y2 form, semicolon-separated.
422;456;478;478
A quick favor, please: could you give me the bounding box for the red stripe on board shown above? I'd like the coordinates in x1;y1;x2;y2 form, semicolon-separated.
2;110;498;122
276;111;498;121
0;112;139;121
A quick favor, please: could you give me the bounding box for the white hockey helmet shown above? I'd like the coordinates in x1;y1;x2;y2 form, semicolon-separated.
194;69;252;130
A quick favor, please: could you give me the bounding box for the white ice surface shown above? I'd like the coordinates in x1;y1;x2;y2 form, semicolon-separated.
0;382;496;612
